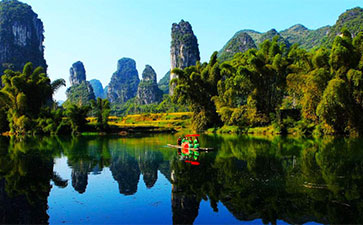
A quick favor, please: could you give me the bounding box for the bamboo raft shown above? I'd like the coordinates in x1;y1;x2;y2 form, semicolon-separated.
167;144;213;151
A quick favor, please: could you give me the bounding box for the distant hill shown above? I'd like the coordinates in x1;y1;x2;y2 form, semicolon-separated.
280;24;310;46
280;24;331;50
219;7;363;61
240;29;262;43
323;7;363;46
218;32;256;62
158;70;170;94
218;28;290;61
258;29;290;47
90;79;106;99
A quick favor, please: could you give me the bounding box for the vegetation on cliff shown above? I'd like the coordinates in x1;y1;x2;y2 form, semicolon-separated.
136;65;163;105
170;20;200;95
323;7;363;47
220;7;363;62
218;32;256;62
0;0;47;73
64;81;95;107
107;58;140;104
64;61;95;107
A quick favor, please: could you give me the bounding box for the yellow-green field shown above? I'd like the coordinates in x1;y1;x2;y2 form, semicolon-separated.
87;112;192;132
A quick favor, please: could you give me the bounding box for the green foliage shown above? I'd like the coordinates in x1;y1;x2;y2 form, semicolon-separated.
64;81;95;107
218;32;256;62
215;38;289;127
0;63;54;134
316;78;350;134
227;7;363;52
286;31;363;135
0;105;8;132
110;95;187;116
323;7;363;47
329;29;359;75
91;98;110;131
172;52;222;130
171;29;363;136
0;62;65;135
65;104;91;135
280;25;330;50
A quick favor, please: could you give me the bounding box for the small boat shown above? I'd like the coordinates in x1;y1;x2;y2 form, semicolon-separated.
167;144;213;152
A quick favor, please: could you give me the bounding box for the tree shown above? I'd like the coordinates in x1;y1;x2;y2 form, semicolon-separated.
0;63;53;134
91;98;110;131
316;31;363;135
65;104;91;135
316;78;352;134
171;52;221;130
215;37;289;127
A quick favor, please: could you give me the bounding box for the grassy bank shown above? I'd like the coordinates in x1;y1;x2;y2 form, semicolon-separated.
86;112;193;134
207;125;303;136
84;112;308;136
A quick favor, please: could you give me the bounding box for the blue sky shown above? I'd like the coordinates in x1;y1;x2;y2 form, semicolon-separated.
23;0;361;101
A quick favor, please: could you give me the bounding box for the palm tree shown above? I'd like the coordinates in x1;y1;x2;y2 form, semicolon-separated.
91;97;110;130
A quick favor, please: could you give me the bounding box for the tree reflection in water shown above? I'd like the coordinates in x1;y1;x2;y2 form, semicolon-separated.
0;136;65;224
0;135;363;224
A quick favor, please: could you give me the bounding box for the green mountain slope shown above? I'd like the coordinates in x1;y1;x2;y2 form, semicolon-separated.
219;7;363;59
218;32;256;62
324;7;363;47
158;70;170;94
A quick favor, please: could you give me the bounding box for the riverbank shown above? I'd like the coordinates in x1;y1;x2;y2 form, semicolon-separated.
84;112;193;135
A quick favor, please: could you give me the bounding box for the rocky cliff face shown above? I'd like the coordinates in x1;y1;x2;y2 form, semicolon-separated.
69;61;86;86
0;0;46;73
65;61;95;106
136;65;163;105
170;20;200;95
107;58;140;104
89;79;106;99
141;65;157;83
218;32;257;61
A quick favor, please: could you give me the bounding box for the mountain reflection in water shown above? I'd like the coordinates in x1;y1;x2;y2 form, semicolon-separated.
0;135;363;224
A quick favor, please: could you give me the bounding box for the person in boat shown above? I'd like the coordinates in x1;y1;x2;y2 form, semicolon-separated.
193;137;200;149
177;137;182;146
181;137;189;148
182;136;187;143
188;137;193;148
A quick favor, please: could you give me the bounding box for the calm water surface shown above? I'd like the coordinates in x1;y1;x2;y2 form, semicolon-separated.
0;134;363;224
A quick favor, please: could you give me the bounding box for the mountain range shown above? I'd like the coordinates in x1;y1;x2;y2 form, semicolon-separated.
218;7;363;61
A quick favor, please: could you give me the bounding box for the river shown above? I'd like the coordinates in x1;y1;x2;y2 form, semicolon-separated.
0;134;362;224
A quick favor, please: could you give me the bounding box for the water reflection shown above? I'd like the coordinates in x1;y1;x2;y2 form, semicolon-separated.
0;135;363;224
0;137;59;224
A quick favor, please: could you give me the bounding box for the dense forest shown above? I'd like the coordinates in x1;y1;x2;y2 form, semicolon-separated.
0;63;111;135
172;29;363;136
